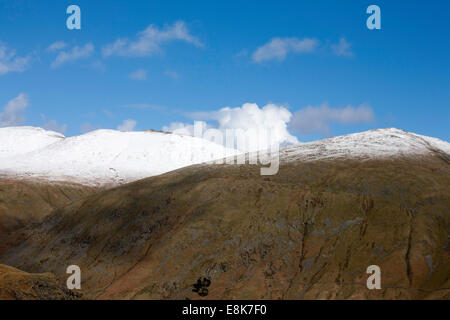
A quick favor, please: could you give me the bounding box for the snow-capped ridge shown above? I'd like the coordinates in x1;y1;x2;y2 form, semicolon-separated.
0;126;448;186
0;126;65;160
280;127;450;162
0;126;240;186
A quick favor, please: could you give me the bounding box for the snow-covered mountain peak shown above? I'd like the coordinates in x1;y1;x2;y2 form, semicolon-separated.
0;127;239;186
0;126;64;160
280;128;450;162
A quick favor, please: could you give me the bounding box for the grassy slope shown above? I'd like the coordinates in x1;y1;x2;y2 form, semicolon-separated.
0;178;97;255
0;264;81;300
1;156;449;299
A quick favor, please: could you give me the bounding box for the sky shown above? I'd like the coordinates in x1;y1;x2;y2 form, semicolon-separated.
0;0;449;143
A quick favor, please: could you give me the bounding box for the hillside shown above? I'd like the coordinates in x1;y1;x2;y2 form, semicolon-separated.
0;264;81;300
0;178;97;255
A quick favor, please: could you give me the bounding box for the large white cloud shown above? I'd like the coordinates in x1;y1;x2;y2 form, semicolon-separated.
102;21;202;57
163;103;299;151
290;103;375;135
0;93;29;127
0;43;30;75
252;37;319;63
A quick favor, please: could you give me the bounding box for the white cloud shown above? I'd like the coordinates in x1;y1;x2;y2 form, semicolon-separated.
0;43;30;75
117;119;137;131
163;121;210;135
163;103;299;151
164;70;179;80
252;37;319;63
46;41;68;52
290;103;375;135
331;38;354;57
43;119;67;134
0;93;29;127
51;43;94;68
129;69;147;80
102;21;203;57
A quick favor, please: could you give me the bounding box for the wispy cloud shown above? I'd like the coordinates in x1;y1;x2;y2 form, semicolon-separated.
122;103;167;112
234;49;249;58
252;37;319;63
117;119;137;131
331;37;354;57
51;43;94;68
0;93;29;127
164;70;179;80
102;21;203;58
290;103;374;136
43;119;68;134
103;109;115;118
129;69;147;80
91;60;106;73
46;41;68;52
0;42;31;75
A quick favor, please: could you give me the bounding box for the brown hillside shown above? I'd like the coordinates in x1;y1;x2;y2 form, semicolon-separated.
0;178;97;254
1;156;449;299
0;264;81;300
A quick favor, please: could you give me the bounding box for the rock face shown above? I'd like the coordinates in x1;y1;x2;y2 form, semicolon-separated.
0;264;81;300
1;156;449;299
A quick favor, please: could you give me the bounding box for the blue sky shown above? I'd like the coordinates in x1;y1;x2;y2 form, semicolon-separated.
0;0;448;142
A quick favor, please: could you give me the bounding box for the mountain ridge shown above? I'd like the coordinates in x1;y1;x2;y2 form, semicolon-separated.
0;126;448;186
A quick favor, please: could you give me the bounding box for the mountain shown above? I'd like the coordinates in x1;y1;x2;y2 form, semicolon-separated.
0;127;64;160
0;127;239;186
278;128;450;162
1;128;448;299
